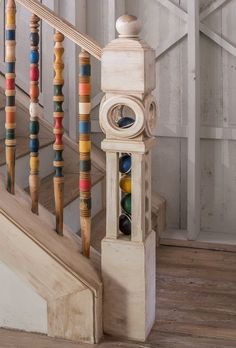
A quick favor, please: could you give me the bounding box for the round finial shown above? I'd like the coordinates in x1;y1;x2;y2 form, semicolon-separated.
116;15;141;38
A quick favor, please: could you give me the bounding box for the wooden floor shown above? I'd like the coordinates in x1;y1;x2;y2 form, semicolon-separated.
1;245;236;347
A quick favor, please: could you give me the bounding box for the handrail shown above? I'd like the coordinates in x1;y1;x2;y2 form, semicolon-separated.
15;0;102;60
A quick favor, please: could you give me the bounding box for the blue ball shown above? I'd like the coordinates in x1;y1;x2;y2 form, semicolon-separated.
30;51;39;64
119;154;131;174
117;117;135;129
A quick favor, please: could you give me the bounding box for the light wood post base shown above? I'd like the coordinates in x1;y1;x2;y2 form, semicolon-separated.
101;230;156;341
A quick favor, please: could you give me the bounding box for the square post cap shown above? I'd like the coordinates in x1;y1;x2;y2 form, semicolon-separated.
101;15;156;94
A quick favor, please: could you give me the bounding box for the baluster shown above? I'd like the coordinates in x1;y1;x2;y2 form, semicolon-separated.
5;0;16;194
29;14;40;214
79;50;91;257
53;31;64;235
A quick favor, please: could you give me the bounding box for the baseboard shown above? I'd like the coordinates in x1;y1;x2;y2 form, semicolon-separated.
160;229;236;252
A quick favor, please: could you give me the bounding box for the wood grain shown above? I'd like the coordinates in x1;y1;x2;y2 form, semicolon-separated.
15;0;102;60
1;245;236;347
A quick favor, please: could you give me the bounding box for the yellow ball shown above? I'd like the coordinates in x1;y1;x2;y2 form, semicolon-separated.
120;175;131;193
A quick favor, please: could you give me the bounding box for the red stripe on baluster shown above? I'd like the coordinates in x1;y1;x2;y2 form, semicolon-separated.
30;67;39;81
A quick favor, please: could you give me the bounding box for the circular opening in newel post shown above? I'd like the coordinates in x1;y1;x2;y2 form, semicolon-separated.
108;105;136;131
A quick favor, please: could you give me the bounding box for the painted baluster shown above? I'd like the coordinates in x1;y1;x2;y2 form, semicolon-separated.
79;50;91;257
53;31;64;235
5;0;16;194
29;14;40;214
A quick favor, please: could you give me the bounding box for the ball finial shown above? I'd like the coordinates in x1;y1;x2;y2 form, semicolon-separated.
116;15;141;38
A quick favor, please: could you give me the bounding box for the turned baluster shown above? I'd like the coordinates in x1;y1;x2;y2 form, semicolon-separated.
5;0;16;194
53;31;64;236
79;50;91;257
29;14;40;214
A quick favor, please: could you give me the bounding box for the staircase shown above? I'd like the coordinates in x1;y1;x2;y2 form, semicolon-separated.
0;80;163;250
0;81;105;235
0;0;166;344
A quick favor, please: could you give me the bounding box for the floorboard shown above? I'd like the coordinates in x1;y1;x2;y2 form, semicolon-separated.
0;245;236;347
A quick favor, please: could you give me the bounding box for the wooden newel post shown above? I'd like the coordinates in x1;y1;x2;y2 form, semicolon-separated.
5;0;16;194
100;15;157;341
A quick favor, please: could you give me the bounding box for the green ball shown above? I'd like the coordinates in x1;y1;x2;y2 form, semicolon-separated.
121;194;131;215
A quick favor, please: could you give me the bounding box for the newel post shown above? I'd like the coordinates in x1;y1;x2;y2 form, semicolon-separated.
100;15;157;341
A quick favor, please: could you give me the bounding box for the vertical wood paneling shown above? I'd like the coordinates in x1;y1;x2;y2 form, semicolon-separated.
187;0;200;240
221;3;236;235
57;0;86;141
152;138;181;230
41;0;56;124
15;4;31;93
0;1;4;71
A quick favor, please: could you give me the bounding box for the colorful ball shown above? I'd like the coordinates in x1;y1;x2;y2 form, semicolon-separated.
119;213;131;235
121;193;131;215
117;117;135;129
119;154;131;174
120;175;131;193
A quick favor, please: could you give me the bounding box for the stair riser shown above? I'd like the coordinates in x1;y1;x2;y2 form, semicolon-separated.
0;145;54;189
64;179;104;233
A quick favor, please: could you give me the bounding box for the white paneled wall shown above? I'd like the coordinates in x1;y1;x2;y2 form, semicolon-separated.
125;0;236;242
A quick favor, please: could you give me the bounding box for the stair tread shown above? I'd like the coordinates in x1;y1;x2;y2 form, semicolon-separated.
26;123;105;213
0;134;53;166
37;167;104;213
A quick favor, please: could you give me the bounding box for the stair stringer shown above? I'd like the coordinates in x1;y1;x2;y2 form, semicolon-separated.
0;178;102;344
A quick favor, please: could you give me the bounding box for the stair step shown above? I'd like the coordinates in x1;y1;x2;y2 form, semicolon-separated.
25;138;104;214
37;168;104;214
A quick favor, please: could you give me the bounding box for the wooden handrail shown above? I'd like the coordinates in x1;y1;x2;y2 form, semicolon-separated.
15;0;102;60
